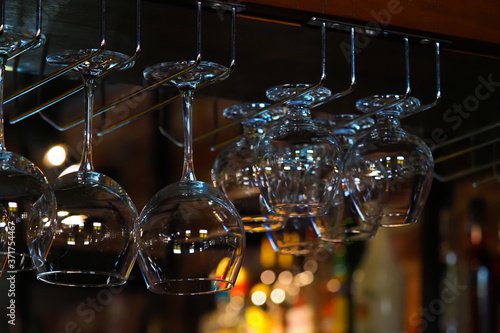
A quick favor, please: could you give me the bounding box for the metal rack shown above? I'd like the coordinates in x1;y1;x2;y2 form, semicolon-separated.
8;0;498;188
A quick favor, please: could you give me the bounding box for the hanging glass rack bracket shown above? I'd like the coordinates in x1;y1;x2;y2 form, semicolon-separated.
207;16;445;151
91;0;244;140
22;0;243;133
9;0;142;125
307;17;444;132
150;17;358;149
170;16;445;149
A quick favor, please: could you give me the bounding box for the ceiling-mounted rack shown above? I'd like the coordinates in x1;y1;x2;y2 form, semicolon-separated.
148;14;446;150
8;0;141;125
5;1;449;156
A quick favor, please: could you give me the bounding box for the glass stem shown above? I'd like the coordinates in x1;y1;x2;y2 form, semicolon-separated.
376;111;401;127
180;87;196;182
0;55;6;152
79;75;95;173
288;105;312;119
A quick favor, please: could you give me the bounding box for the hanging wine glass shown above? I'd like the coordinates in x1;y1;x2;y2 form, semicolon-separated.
0;25;51;273
212;102;287;233
314;114;378;242
254;84;344;218
32;49;138;287
344;95;433;227
137;60;245;295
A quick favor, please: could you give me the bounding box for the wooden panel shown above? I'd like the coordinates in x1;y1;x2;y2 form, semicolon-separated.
297;0;325;13
243;0;500;45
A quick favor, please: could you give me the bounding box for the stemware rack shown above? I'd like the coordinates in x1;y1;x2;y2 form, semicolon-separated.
3;0;499;187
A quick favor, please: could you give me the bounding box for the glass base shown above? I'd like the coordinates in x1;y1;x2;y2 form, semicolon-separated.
146;278;234;295
266;83;331;106
222;102;286;123
356;94;421;116
0;252;43;272
0;26;44;55
144;60;228;88
46;49;134;76
37;271;127;287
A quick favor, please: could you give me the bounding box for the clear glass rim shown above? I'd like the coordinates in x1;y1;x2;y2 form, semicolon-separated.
36;270;128;287
146;277;235;295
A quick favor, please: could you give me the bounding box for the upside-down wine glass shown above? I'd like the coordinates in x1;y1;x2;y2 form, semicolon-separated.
0;25;51;273
254;84;344;218
32;49;138;286
344;95;434;227
212;102;286;233
138;60;245;295
315;114;378;242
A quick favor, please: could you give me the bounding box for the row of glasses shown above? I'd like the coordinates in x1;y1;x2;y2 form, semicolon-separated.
210;84;434;256
4;1;434;298
344;94;434;228
14;0;248;296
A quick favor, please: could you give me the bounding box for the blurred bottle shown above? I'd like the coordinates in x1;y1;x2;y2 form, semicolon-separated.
467;199;495;333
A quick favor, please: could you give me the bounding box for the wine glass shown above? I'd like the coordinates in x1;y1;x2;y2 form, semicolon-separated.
0;26;51;273
137;60;245;295
314;114;378;242
254;84;344;218
212;102;286;233
344;95;434;227
32;49;138;287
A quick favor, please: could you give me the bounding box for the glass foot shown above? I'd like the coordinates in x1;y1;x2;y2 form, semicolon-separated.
46;49;134;76
144;60;228;88
0;26;44;55
356;94;421;116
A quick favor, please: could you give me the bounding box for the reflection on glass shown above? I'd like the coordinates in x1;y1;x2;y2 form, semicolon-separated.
33;50;138;287
344;95;434;227
255;84;343;218
212;103;286;233
314;115;378;242
137;60;245;295
0;26;51;273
